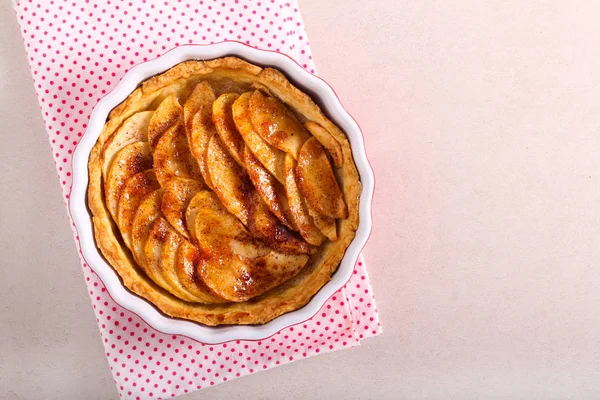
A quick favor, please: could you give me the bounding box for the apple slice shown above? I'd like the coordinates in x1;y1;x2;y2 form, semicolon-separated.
229;238;271;258
200;251;309;302
304;121;343;168
175;241;227;304
185;190;223;241
105;141;153;220
232;92;285;183
144;217;218;303
243;146;296;230
206;135;252;226
187;83;218;189
153;123;203;187
161;178;204;239
184;81;215;137
117;170;160;249
212;93;245;166
283;154;326;246
148;94;183;148
193;206;247;254
131;189;164;269
102;111;153;178
297;137;347;218
307;204;337;241
158;229;214;302
186;189;269;258
192;198;271;259
249;90;310;159
246;193;312;254
143;217;179;291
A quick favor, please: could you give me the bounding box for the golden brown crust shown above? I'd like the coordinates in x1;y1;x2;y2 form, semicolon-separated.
87;57;361;326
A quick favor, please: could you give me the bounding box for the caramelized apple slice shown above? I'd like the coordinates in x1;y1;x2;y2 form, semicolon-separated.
230;238;271;258
247;194;312;254
212;93;245;166
105;141;153;220
144;217;179;291
206;135;251;225
243;146;296;230
159;230;207;302
117;170;160;249
232;92;285;183
283;154;326;246
153;123;202;187
193;206;247;254
186;189;269;258
148;94;183;148
297;137;347;218
249;90;310;159
187;82;218;188
304;121;343;168
144;217;214;302
102;111;153;178
184;81;214;134
200;251;309;302
193;199;272;258
184;191;223;241
307;204;338;241
175;241;226;304
131;189;163;268
160;178;204;239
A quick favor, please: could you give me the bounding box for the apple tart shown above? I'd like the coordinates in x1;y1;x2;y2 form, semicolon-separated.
87;57;361;325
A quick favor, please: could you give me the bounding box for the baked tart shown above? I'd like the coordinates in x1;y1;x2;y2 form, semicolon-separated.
87;57;361;325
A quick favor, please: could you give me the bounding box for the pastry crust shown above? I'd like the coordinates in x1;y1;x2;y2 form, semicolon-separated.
88;57;361;325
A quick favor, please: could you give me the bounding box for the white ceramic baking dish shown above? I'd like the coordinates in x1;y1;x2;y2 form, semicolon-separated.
70;41;374;344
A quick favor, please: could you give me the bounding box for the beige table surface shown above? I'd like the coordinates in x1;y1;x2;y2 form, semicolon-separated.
2;1;600;399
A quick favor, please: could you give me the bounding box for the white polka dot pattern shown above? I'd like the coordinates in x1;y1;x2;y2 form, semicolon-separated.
12;1;381;398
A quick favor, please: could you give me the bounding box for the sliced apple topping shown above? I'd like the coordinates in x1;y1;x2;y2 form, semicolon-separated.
193;202;248;254
183;188;269;260
229;238;271;258
153;123;203;187
148;94;183;148
206;135;252;226
185;190;223;241
249;90;311;159
200;251;309;302
102;111;153;178
232;92;285;183
283;154;326;246
304;121;343;168
243;146;296;230
161;178;204;239
117;170;160;249
184;81;214;134
144;217;179;291
157;229;204;302
307;204;338;242
186;189;262;255
212;93;245;166
187;82;218;189
131;189;164;268
175;240;227;304
246;193;312;254
105;141;153;220
297;137;347;219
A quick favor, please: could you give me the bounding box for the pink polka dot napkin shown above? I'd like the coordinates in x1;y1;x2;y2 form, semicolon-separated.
12;0;381;398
